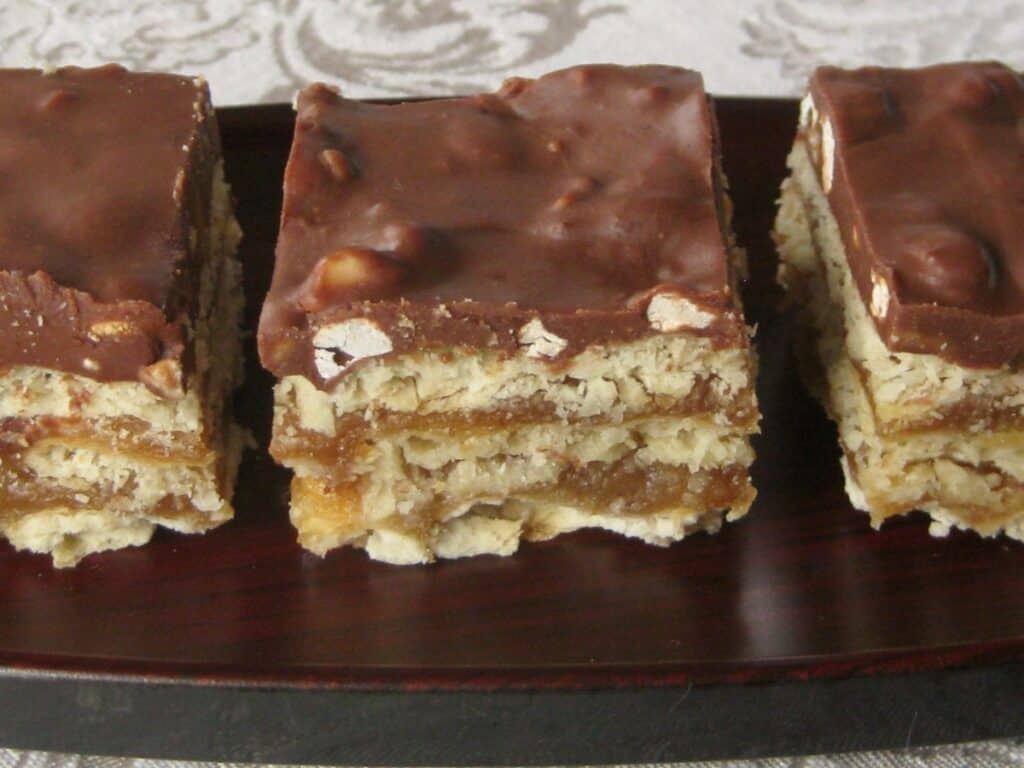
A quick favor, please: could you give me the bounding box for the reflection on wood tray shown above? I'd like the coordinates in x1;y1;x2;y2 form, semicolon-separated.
0;99;1023;691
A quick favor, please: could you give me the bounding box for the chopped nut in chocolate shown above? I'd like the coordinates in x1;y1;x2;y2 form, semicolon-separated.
0;66;244;566
776;61;1024;543
260;64;759;564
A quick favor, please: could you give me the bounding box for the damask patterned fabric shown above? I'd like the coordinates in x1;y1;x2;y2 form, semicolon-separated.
1;0;1022;102
1;0;1022;765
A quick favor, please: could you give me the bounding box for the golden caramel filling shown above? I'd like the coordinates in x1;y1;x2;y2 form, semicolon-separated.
849;361;1024;434
293;460;754;541
0;435;231;525
846;454;1024;529
272;385;758;469
0;414;210;462
0;472;214;528
529;459;751;515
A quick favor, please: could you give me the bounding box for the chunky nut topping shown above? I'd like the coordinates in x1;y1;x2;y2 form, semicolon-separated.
647;293;715;331
808;62;1024;366
299;248;404;312
312;319;393;379
0;66;217;382
259;65;749;385
517;318;568;358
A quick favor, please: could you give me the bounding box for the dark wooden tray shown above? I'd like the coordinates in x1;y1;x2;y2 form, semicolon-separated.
1;98;1022;765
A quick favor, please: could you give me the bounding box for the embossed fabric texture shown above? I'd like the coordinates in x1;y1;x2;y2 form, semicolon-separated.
1;0;1022;102
1;0;1023;766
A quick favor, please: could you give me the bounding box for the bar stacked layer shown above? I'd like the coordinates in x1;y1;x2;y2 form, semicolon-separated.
260;65;758;563
774;62;1024;539
0;66;244;565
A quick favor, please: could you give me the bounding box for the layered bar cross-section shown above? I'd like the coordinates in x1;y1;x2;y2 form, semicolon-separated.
0;66;244;565
260;65;759;563
775;62;1024;538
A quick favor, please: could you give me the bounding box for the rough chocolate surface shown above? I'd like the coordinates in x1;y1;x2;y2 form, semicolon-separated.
806;62;1024;367
260;65;746;386
0;65;218;385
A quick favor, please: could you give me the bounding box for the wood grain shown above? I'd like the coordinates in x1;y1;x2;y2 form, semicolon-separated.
1;99;1023;691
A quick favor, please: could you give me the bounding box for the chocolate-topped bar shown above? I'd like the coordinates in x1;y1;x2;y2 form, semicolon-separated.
0;65;221;382
260;65;759;564
775;61;1024;539
260;66;746;384
0;66;244;566
806;62;1024;367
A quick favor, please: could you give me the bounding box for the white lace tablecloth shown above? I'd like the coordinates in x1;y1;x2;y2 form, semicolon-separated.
1;0;1023;766
2;0;1022;102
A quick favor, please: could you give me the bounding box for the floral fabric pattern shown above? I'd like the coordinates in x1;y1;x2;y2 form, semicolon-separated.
1;1;1022;765
3;0;1022;103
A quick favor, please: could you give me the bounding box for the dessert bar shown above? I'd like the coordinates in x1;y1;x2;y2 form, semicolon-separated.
775;62;1024;538
260;65;759;563
0;65;244;565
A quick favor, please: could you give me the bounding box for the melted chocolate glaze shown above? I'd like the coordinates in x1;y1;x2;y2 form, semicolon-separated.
0;65;219;387
259;65;746;387
808;62;1024;368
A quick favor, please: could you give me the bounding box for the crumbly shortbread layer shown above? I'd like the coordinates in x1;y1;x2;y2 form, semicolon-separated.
194;163;245;446
830;346;1024;537
0;167;244;566
289;414;753;517
7;440;227;515
778;140;1024;432
0;423;245;568
276;334;755;436
776;141;1024;538
282;411;753;485
2;508;156;569
290;461;753;564
274;327;758;562
0;365;204;441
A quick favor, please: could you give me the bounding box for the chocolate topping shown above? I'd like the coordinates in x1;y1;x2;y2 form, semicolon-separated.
806;62;1024;367
260;65;746;386
0;65;218;387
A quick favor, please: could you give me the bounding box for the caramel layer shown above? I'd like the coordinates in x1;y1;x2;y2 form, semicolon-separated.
271;385;758;470
296;460;753;541
851;357;1024;434
847;454;1024;531
0;475;217;531
0;415;210;462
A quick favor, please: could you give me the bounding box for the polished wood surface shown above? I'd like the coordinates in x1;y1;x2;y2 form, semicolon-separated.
1;99;1022;690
